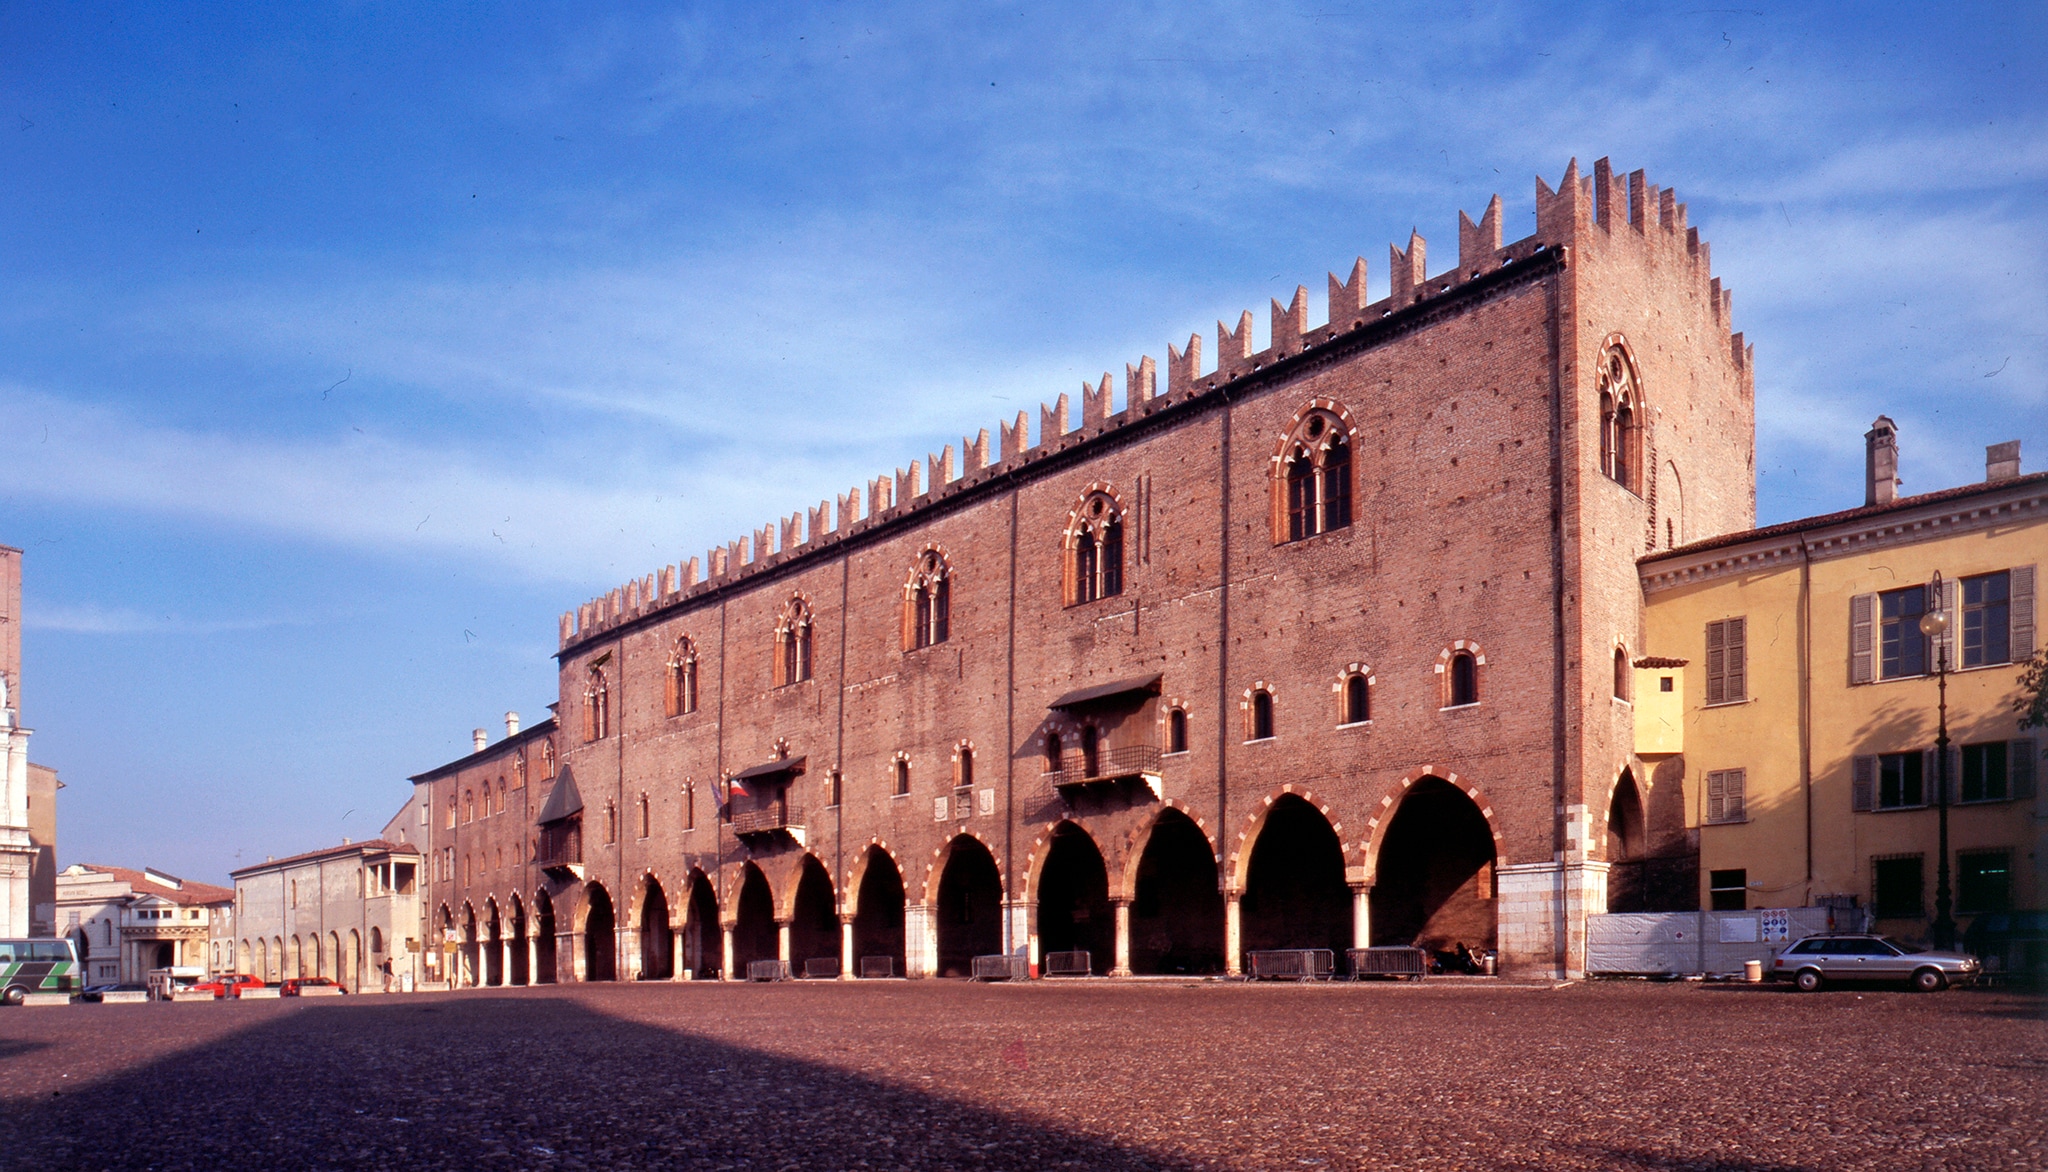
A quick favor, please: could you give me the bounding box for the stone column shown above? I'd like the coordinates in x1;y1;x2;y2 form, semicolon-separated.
526;936;539;986
839;917;855;979
501;939;515;986
673;932;687;981
1223;894;1242;977
1351;885;1372;950
1002;899;1033;971
777;920;792;977
1111;899;1133;977
903;903;935;978
569;932;585;982
721;926;737;981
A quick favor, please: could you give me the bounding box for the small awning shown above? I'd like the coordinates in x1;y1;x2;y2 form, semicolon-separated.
534;766;583;826
1633;657;1690;669
1048;674;1163;711
731;756;807;782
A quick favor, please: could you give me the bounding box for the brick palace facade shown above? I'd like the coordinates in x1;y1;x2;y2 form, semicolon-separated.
411;157;1756;983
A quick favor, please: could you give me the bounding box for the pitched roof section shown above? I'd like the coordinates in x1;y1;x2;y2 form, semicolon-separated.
67;864;234;906
228;839;418;879
408;716;558;784
1643;470;2048;565
534;766;583;826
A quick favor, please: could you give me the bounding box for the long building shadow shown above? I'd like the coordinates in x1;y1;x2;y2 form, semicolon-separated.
2;993;1202;1172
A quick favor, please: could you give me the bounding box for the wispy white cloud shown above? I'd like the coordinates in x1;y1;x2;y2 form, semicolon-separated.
25;603;307;636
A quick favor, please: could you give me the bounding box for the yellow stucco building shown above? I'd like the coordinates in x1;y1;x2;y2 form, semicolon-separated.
1637;423;2042;967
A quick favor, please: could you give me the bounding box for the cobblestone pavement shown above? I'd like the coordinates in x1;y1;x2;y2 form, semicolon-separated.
0;979;2041;1171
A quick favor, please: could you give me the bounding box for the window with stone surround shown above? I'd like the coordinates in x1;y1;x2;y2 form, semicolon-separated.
1066;489;1124;605
1275;405;1355;543
906;549;951;650
667;635;700;716
775;597;814;686
1597;342;1643;495
583;665;611;741
1166;707;1189;754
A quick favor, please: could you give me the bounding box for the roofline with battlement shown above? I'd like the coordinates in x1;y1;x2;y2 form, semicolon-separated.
560;157;1746;658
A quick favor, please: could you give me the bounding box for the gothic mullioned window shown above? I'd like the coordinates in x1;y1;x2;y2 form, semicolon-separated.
582;666;610;741
667;635;699;716
1276;406;1354;542
775;597;814;686
1067;489;1124;605
906;550;951;649
1597;343;1643;494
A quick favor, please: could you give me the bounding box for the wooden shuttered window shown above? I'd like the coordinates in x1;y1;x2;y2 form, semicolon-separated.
1706;768;1747;823
2014;565;2037;661
1849;593;1876;684
1852;755;1876;812
1705;617;1746;705
2015;739;2039;801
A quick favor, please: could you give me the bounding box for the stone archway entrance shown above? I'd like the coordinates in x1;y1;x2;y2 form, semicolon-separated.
583;883;617;981
1370;776;1496;952
1241;794;1350;958
789;857;838;976
852;847;905;977
460;908;479;986
733;864;777;972
682;872;719;979
534;891;558;983
508;896;530;986
640;879;674;980
484;902;504;986
1131;808;1224;974
935;836;1003;977
1036;823;1111;974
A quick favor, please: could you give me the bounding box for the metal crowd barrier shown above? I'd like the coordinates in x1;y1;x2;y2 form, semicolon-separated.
1245;949;1336;980
859;955;900;979
1349;946;1428;980
971;954;1031;981
744;959;790;982
1041;950;1092;977
801;957;841;979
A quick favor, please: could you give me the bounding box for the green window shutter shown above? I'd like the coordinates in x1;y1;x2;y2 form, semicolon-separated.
1725;616;1746;702
1849;593;1876;684
1706;620;1727;705
1852;755;1875;812
2011;565;2035;660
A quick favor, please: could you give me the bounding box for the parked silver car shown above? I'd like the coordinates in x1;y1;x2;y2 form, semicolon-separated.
1772;934;1980;992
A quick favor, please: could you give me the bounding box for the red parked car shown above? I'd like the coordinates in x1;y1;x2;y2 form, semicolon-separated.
189;973;266;999
279;976;346;996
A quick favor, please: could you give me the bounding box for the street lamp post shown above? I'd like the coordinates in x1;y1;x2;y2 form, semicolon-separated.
1919;573;1956;951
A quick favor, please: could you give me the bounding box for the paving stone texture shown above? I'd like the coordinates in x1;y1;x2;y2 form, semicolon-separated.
1;980;2040;1171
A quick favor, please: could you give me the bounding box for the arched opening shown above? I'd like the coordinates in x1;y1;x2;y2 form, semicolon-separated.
534;890;558;983
639;879;673;980
1249;690;1275;740
1448;652;1479;706
1035;823;1111;974
935;836;1003;977
1370;777;1497;953
1079;725;1100;777
732;864;777;972
1613;648;1630;701
852;848;906;976
346;930;361;992
1167;708;1188;753
484;902;504;987
507;898;529;986
1344;675;1369;724
1605;771;1649;913
1130;808;1224;974
154;941;175;971
238;940;252;977
459;909;478;986
582;884;617;982
1240;795;1349;958
682;871;720;979
254;939;266;981
789;857;839;976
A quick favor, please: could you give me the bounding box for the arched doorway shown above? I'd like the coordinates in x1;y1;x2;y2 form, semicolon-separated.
640;878;674;980
583;883;617;982
682;871;719;979
289;935;304;979
1241;794;1350;958
254;939;267;981
789;857;838;976
534;890;558;984
153;941;175;971
1036;823;1111;974
935;836;1003;977
1606;770;1648;913
507;897;529;986
1370;776;1497;953
327;932;341;981
1131;808;1225;974
460;907;480;987
346;930;361;992
484;901;504;987
733;864;778;972
852;847;905;977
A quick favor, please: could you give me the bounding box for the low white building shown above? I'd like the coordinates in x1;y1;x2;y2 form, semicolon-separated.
230;839;423;991
54;864;233;985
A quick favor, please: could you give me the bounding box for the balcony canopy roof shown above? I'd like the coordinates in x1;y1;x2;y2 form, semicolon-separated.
534;766;583;826
731;756;807;782
1047;674;1162;711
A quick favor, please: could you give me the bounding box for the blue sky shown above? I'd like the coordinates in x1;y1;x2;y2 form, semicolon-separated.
3;3;2042;883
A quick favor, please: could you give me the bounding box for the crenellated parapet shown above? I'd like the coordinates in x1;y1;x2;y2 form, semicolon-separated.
557;156;1746;652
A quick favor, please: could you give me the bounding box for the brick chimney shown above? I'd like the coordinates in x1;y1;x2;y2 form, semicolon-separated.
1865;416;1898;506
472;728;488;753
505;711;520;737
1986;440;2021;482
